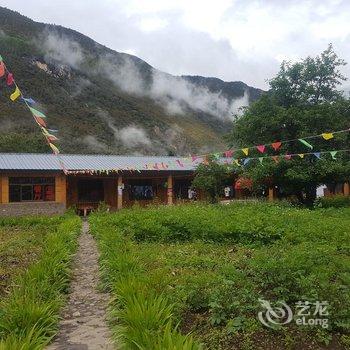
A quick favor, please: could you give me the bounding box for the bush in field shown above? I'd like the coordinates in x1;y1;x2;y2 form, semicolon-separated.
0;215;81;349
315;194;350;208
192;159;231;203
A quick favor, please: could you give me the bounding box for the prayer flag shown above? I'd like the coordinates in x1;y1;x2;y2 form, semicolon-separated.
10;86;21;101
29;107;47;119
271;141;282;151
0;61;4;78
224;150;234;158
298;139;313;149
272;156;279;163
330;151;337;159
298;153;305;159
285;154;292;160
243;158;251;166
234;159;241;167
176;159;184;167
322;133;334;140
313;152;321;159
34;116;47;128
242;148;249;156
259;157;264;164
257;145;266;153
22;97;36;105
49;143;59;154
6;72;14;86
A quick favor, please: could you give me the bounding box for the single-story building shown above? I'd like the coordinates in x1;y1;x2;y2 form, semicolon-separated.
0;153;207;216
0;153;349;216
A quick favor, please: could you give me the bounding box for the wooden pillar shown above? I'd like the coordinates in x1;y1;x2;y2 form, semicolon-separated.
55;174;67;207
0;176;9;204
344;182;350;196
268;187;274;202
117;176;123;210
167;174;173;205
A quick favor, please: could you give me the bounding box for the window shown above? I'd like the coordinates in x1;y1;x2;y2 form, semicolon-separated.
129;180;154;200
9;177;55;202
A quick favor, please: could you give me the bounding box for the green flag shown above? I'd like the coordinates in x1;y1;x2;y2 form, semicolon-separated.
298;139;313;149
330;151;337;160
259;157;264;164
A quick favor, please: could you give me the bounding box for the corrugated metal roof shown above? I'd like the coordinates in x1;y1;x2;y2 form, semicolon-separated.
0;153;197;171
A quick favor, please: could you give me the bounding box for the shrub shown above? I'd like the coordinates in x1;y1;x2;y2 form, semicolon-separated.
315;194;350;208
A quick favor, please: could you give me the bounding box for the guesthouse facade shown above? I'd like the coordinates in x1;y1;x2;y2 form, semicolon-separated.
0;153;203;216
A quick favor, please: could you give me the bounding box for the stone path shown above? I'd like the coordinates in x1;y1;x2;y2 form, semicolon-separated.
47;220;114;350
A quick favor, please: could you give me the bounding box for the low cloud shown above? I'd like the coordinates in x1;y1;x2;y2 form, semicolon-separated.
119;126;152;147
96;54;146;95
82;135;108;152
97;109;153;149
38;31;84;69
37;31;251;121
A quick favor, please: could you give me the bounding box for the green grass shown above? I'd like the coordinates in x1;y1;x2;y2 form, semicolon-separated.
0;217;58;296
0;214;81;349
90;203;350;349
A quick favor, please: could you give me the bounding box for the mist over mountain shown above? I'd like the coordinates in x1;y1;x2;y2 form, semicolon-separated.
0;6;263;155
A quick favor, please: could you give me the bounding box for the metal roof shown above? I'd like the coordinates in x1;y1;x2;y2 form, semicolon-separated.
0;153;197;171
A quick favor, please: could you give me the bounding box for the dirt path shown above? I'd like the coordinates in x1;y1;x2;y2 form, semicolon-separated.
47;220;114;350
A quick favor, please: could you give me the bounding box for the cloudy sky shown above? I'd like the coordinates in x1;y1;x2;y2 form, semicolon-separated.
2;0;350;89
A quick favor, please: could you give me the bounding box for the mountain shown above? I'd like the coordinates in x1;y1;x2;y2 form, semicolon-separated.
0;7;263;155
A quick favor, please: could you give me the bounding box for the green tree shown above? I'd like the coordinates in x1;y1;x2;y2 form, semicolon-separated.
192;159;231;203
227;45;350;206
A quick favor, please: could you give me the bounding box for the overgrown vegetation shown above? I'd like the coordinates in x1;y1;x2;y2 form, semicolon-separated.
90;203;350;349
0;214;81;349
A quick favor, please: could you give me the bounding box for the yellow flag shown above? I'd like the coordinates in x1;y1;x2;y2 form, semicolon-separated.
10;86;21;101
298;154;305;159
49;143;59;154
242;148;249;156
234;159;241;166
322;133;334;140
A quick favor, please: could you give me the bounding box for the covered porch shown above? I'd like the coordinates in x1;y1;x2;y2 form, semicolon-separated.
66;171;196;213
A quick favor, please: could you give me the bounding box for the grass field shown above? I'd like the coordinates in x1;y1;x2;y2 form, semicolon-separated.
0;214;81;349
90;202;350;350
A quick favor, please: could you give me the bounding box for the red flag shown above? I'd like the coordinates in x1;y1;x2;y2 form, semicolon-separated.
257;145;266;153
176;159;184;167
285;154;292;160
34;116;47;128
0;62;4;78
224;150;234;158
271;141;282;151
6;72;14;86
